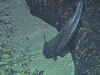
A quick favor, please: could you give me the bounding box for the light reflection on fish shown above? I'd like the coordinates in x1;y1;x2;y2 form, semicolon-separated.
43;0;83;61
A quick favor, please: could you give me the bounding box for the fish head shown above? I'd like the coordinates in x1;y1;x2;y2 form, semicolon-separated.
43;42;57;61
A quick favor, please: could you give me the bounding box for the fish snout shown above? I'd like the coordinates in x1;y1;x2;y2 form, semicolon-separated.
43;49;58;61
43;51;52;59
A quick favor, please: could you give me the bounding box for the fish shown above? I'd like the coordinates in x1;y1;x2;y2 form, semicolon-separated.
43;0;83;61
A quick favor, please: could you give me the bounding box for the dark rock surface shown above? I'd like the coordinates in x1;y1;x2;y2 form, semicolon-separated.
25;0;77;31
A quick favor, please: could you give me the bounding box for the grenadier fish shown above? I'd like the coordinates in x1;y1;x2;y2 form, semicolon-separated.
43;0;83;61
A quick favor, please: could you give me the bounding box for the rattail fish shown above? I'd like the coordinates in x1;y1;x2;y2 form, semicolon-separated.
43;0;83;61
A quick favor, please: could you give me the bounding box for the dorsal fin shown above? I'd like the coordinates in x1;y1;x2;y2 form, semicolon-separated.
43;29;47;43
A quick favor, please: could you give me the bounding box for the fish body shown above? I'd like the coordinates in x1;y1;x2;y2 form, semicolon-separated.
43;0;83;60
